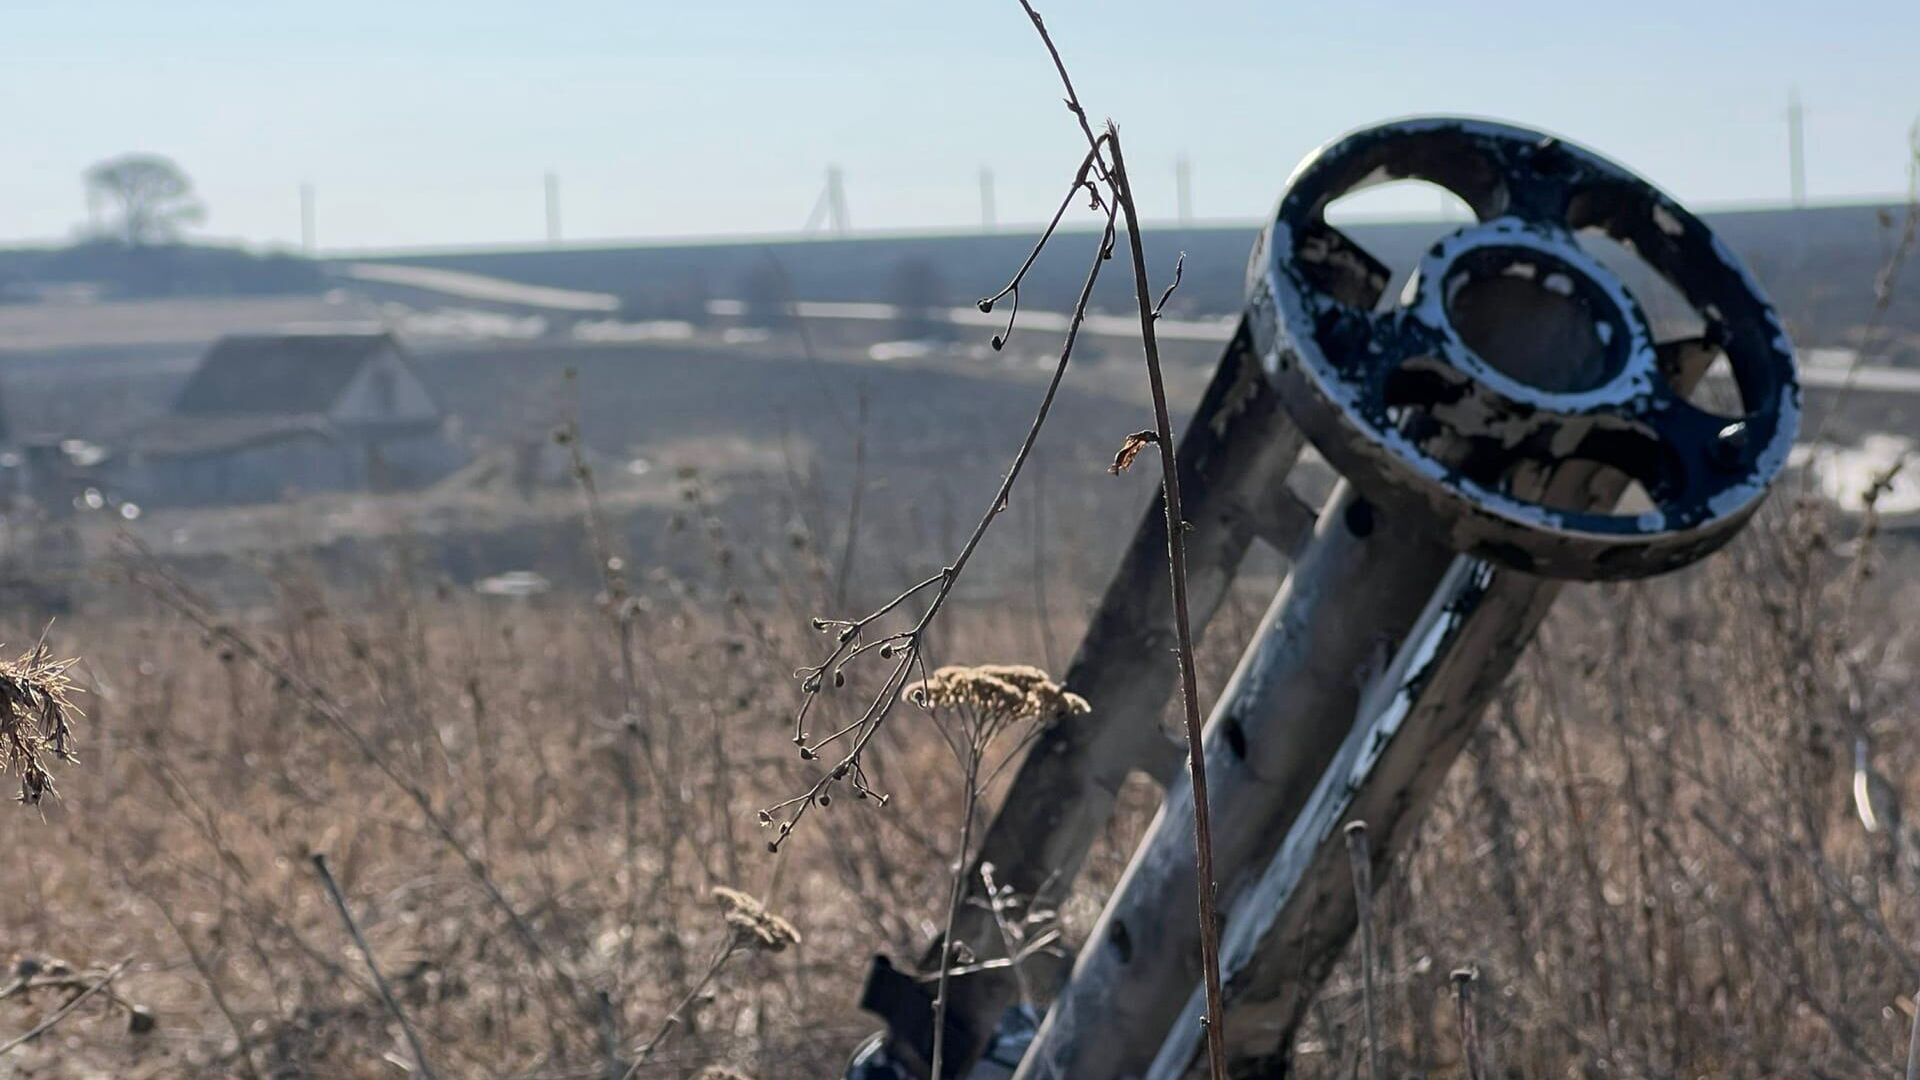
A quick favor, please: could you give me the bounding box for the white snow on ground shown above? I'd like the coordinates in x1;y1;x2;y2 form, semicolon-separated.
867;339;935;362
1792;434;1919;515
571;319;697;343
1799;348;1920;394
383;304;548;340
345;263;620;312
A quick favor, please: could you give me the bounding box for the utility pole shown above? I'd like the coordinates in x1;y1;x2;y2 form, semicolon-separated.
1787;88;1807;208
826;166;850;236
545;171;561;244
1175;154;1193;225
300;182;316;254
980;166;996;233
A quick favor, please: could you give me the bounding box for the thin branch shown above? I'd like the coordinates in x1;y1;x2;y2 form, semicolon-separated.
1907;986;1920;1080
1015;0;1110;182
1345;822;1382;1080
1105;119;1231;1080
621;940;740;1080
114;539;589;1018
977;139;1109;348
929;748;983;1078
763;194;1121;847
0;958;129;1057
312;854;438;1080
136;877;267;1080
1152;251;1187;319
1451;967;1488;1080
1805;122;1919;449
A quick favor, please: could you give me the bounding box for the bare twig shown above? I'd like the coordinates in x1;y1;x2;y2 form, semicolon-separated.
557;393;669;1016
1105;118;1230;1080
311;853;438;1080
134;876;267;1080
115;539;590;1017
623;940;740;1079
1014;0;1109;180
1152;251;1187;319
1906;987;1920;1080
0;958;129;1057
622;886;799;1080
1000;8;1231;1070
1806;121;1919;448
976;862;1062;1010
977;139;1109;349
1345;822;1381;1080
598;991;623;1080
762;191;1120;847
929;743;981;1079
1451;967;1488;1080
833;390;871;607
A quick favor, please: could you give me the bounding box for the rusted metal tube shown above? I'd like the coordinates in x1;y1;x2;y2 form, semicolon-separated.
882;326;1317;1074
1145;348;1720;1078
1011;483;1455;1080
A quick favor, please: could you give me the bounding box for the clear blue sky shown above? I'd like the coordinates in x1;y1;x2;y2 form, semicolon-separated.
4;0;1915;251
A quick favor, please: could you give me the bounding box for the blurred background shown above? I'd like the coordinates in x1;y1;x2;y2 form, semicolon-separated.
0;2;1916;1077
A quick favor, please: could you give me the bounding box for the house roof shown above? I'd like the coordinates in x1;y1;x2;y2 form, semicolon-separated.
173;332;399;417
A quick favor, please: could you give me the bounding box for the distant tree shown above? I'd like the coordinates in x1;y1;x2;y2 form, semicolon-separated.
666;270;714;326
84;154;205;246
736;262;792;328
889;256;951;339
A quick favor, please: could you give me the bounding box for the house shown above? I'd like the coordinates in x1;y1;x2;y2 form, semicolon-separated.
121;331;465;505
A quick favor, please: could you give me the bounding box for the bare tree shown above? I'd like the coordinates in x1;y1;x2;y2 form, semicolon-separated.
84;154;205;246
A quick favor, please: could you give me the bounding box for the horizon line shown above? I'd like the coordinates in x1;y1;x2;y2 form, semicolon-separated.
2;192;1909;262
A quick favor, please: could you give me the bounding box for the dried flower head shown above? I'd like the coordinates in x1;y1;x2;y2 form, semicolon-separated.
711;887;801;953
971;664;1091;722
903;663;1088;743
0;641;82;806
905;667;1030;718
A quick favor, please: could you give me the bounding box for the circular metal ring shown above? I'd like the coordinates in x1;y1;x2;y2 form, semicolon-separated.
1248;117;1799;580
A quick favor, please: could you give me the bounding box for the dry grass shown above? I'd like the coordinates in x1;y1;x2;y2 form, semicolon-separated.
0;483;1911;1077
0;637;82;806
1300;498;1920;1078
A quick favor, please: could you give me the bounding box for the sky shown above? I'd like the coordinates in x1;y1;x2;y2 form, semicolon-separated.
3;0;1916;252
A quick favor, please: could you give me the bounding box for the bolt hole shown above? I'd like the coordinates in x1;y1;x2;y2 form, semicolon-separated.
1223;715;1248;761
1344;498;1375;538
1108;919;1133;964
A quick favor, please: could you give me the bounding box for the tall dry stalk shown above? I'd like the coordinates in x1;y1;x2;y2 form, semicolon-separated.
310;853;437;1080
757;4;1234;1073
1344;822;1381;1080
621;886;801;1078
906;664;1086;1077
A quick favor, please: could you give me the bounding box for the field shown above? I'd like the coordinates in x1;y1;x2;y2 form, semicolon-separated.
0;206;1917;1078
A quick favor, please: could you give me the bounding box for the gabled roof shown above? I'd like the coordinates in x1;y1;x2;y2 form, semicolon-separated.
173;332;399;417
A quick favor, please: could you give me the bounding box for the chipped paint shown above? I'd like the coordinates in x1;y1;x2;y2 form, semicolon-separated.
1253;117;1800;581
974;116;1797;1080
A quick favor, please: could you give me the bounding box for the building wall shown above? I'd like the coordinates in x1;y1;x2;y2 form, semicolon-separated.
123;435;359;507
329;347;440;426
121;428;468;508
362;428;467;491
